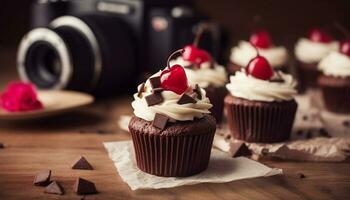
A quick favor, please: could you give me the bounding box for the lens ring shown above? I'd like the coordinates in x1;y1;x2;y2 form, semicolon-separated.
50;16;102;90
17;28;72;89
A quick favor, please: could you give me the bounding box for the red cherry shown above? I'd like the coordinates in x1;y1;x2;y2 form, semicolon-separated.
340;40;350;57
249;30;272;49
160;64;188;95
182;45;211;64
308;28;333;43
246;56;273;80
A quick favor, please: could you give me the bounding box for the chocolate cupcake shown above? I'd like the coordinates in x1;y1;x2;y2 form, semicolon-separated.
318;48;350;113
294;28;339;91
225;50;298;143
228;30;289;74
129;50;216;177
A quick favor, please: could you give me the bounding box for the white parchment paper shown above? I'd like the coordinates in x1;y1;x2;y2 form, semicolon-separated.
104;141;282;190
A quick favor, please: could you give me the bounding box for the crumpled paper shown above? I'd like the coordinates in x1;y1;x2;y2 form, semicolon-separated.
104;141;282;190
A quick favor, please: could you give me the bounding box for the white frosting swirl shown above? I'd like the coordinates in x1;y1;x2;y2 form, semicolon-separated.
226;70;297;102
294;38;339;63
170;57;228;88
318;51;350;77
132;71;213;121
230;41;288;68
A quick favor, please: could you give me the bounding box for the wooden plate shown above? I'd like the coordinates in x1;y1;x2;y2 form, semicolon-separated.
0;90;94;120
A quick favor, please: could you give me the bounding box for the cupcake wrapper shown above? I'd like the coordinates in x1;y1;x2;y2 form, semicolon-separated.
320;83;350;114
205;86;227;124
225;98;297;143
130;130;215;177
296;61;320;91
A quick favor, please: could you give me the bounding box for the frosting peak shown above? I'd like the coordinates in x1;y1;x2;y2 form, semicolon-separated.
295;38;339;63
226;70;297;102
132;71;212;122
318;51;350;77
230;41;288;68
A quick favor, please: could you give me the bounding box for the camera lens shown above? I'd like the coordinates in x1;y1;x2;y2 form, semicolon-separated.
18;15;136;96
25;42;62;87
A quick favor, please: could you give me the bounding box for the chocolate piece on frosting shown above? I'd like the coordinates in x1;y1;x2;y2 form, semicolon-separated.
229;141;251;157
177;94;197;105
149;76;161;89
137;83;145;98
152;113;169;130
145;93;163;106
270;72;285;83
152;87;164;94
193;84;202;100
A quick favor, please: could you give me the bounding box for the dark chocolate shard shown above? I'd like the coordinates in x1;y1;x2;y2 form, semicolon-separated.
72;156;93;170
152;113;169;130
270;71;285;83
149;76;161;89
193;84;202;100
177;94;197;105
0;143;4;149
73;178;97;195
137;83;145;98
44;181;64;195
229;142;251;157
145;93;163;106
33;170;51;186
152;87;164;94
296;172;306;179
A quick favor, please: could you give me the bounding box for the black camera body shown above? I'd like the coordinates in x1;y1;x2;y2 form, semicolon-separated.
18;0;223;96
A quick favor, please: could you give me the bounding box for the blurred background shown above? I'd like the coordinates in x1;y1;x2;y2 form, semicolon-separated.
0;0;349;91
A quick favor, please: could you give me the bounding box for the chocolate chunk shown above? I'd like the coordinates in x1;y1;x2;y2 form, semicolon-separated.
177;94;197;105
225;135;231;140
149;76;161;89
145;93;163;106
306;130;312;139
193;84;202;100
45;181;64;195
152;113;169;130
33;170;51;186
343;120;350;127
137;83;145;98
270;78;284;83
302;115;308;121
318;128;330;138
152;87;164;93
73;178;98;195
296;130;304;136
0;143;4;149
72;156;93;170
261;148;269;155
296;172;306;179
229;142;251;157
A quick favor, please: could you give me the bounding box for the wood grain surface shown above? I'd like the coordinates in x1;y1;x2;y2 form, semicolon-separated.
0;48;350;200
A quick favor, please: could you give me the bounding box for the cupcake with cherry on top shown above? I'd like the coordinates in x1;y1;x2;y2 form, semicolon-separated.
225;47;298;143
229;29;289;74
294;28;339;91
170;26;228;123
129;49;216;177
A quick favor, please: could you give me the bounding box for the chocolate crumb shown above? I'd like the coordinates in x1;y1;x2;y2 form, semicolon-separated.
152;113;169;130
193;84;202;100
44;181;64;195
342;120;350;128
145;93;163;106
177;94;197;105
296;172;306;179
229;142;251;157
0;143;4;149
296;130;304;136
137;83;145;98
318;128;330;138
72;156;93;170
225;135;231;140
302;115;308;121
33;170;51;186
149;76;161;89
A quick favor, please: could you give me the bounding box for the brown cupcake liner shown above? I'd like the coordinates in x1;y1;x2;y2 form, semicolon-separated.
205;86;228;124
296;61;320;91
130;129;215;177
225;96;298;143
319;75;350;114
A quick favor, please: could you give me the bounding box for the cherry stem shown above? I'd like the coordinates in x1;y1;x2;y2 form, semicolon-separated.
334;22;350;39
193;23;208;47
167;49;185;69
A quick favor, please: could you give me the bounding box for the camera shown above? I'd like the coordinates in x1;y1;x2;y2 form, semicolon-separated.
17;0;224;96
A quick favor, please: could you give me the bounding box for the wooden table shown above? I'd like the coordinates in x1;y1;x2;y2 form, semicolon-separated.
0;48;350;200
